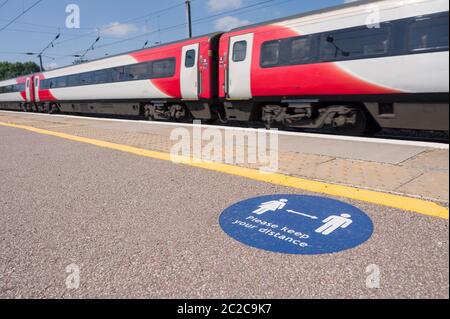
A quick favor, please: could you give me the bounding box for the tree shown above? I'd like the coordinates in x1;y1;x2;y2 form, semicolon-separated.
0;61;41;81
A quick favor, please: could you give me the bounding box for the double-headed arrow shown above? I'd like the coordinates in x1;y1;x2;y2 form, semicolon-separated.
286;209;318;220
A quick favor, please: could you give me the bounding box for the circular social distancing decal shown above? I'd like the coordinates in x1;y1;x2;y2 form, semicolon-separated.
219;195;374;255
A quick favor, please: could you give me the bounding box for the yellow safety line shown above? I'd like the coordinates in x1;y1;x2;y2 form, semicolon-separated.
1;121;448;220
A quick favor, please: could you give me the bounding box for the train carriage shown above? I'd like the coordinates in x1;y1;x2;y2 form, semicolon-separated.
218;0;449;133
0;76;32;111
34;32;222;121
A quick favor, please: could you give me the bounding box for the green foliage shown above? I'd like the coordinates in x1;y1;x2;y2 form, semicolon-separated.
0;61;41;81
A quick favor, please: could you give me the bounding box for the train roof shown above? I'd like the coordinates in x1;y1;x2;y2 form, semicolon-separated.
39;31;223;75
0;32;223;81
229;0;387;33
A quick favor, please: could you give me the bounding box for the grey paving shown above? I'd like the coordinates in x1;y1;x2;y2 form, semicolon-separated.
277;136;427;164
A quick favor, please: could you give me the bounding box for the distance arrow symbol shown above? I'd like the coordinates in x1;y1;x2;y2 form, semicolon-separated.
286;210;319;220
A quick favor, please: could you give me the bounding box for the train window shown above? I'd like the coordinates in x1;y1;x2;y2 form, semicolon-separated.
152;59;175;78
55;77;67;88
92;70;110;84
261;41;280;67
68;74;80;87
0;84;20;93
408;15;449;52
0;84;18;94
123;65;137;81
111;67;125;82
125;63;150;80
79;73;92;85
232;41;247;62
0;84;22;93
320;25;390;61
290;37;313;64
185;50;196;68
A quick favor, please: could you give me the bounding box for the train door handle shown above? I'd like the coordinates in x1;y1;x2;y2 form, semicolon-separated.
224;69;229;95
198;73;202;95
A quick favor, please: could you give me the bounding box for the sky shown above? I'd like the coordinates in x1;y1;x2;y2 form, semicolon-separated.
0;0;352;69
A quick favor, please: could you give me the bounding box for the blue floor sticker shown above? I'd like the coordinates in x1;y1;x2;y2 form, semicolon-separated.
219;195;374;255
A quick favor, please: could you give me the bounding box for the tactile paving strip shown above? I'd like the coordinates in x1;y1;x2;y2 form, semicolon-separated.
1;113;448;203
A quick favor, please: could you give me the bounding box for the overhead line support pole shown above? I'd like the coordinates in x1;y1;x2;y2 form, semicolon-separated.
186;0;192;38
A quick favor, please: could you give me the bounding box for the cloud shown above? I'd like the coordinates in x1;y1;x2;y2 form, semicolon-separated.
214;16;250;31
98;22;139;38
207;0;244;12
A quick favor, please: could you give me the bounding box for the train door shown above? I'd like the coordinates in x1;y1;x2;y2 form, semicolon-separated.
227;33;254;99
181;43;199;100
34;76;40;102
25;77;33;103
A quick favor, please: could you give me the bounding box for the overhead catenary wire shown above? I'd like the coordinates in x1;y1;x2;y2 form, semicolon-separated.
0;18;96;31
0;1;191;46
0;0;10;10
62;0;280;56
0;26;119;40
0;0;44;32
53;0;196;46
31;0;297;66
0;0;296;64
0;0;190;63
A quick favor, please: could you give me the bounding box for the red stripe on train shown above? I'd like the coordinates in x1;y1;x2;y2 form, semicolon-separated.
39;90;57;101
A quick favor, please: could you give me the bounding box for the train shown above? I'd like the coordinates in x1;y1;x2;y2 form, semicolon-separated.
0;0;449;135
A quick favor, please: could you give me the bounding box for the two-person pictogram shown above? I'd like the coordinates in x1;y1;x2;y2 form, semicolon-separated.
252;199;353;236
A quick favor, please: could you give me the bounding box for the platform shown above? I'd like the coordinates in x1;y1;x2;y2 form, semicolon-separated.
0;111;448;299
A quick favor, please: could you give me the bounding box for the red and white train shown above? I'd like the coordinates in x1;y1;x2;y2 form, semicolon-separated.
1;0;449;134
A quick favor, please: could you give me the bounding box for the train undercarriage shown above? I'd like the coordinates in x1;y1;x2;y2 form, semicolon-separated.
261;104;369;135
1;100;448;138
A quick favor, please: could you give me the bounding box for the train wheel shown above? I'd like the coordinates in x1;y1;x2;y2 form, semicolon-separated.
144;108;154;121
333;108;367;136
179;109;193;123
48;104;59;114
171;104;192;123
